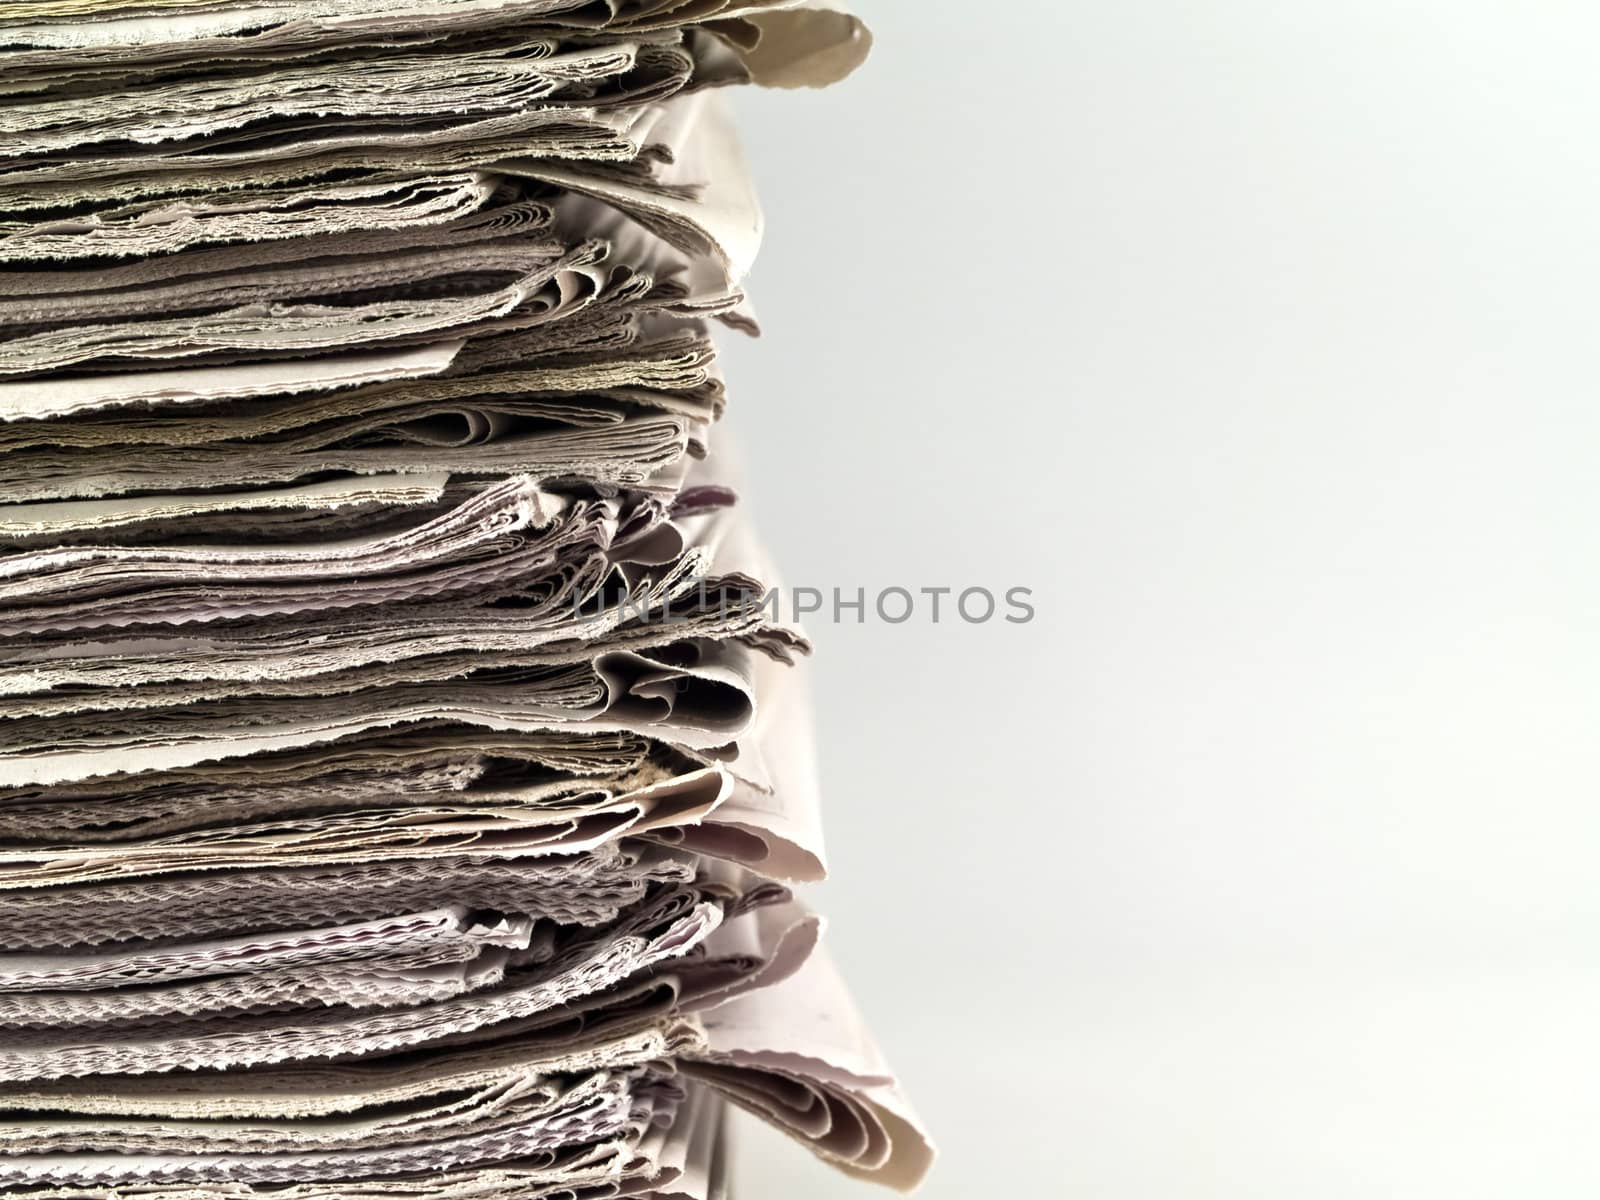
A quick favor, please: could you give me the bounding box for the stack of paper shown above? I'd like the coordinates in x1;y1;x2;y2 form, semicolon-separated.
0;2;931;1196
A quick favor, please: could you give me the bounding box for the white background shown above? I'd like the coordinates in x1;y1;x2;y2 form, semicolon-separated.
719;2;1600;1196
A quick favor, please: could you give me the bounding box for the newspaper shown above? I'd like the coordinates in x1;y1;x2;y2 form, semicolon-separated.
686;951;935;1191
0;643;821;888
0;3;926;1194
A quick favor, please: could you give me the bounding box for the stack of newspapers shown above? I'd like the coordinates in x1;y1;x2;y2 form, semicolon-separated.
0;2;931;1196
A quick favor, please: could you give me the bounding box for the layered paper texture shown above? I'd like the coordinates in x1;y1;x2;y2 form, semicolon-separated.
0;2;925;1195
